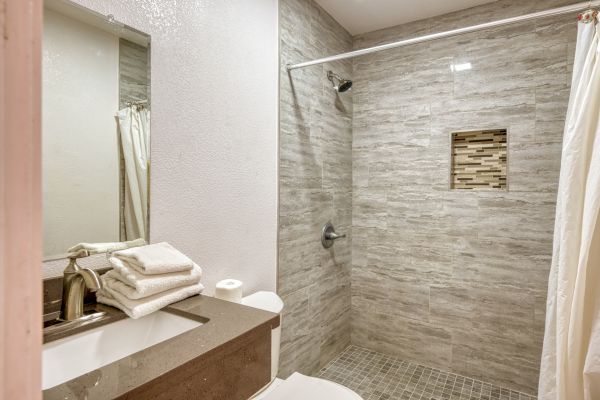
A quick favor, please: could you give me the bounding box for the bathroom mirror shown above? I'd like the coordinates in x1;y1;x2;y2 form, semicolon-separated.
42;0;151;260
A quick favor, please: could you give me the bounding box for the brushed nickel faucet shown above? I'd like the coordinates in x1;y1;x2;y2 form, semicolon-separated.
59;250;102;321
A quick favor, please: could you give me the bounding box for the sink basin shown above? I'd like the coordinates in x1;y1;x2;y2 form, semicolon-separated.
43;310;202;390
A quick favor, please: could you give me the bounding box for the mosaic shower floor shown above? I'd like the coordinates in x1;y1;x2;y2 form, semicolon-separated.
317;346;536;400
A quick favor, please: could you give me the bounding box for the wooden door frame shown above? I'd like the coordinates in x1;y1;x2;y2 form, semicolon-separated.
1;0;43;398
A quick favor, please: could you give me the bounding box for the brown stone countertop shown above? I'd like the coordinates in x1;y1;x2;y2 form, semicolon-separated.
43;295;280;399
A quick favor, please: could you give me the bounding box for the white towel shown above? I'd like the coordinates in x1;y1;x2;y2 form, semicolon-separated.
67;238;147;255
106;258;202;299
112;242;193;274
96;282;204;319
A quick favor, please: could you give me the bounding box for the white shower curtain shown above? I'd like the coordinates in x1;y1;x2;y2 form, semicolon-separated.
539;12;600;400
117;105;150;241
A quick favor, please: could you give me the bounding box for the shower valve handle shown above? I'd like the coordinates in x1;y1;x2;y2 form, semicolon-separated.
321;222;346;249
325;231;346;240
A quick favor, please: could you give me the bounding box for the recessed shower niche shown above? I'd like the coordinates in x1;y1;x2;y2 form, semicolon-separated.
451;128;507;190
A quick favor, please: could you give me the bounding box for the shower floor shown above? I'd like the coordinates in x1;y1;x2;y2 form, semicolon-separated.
317;346;536;400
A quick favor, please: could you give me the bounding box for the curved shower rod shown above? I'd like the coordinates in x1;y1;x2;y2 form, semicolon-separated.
287;0;600;70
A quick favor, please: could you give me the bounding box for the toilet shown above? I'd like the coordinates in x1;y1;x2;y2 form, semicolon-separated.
241;291;363;400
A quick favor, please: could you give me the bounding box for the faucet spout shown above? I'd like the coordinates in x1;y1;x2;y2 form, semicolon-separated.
78;268;102;291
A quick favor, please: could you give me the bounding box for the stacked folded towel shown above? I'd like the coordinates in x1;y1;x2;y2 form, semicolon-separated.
97;242;204;319
67;238;147;255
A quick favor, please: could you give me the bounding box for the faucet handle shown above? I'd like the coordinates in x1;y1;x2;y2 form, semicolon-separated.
63;250;89;274
63;249;90;274
66;249;90;259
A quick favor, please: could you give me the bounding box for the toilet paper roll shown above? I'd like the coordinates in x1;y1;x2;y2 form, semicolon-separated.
214;279;243;303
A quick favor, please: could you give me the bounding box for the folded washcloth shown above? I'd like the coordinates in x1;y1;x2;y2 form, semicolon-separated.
67;238;147;255
106;258;202;299
112;242;193;274
96;282;204;319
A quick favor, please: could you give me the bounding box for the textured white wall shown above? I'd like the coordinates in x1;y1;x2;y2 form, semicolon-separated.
43;1;279;296
43;9;120;258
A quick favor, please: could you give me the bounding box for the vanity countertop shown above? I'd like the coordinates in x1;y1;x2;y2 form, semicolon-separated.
43;295;280;399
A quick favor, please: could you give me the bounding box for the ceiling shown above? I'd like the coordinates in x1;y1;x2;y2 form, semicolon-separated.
314;0;498;35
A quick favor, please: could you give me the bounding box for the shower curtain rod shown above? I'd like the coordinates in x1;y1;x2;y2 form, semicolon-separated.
286;0;600;70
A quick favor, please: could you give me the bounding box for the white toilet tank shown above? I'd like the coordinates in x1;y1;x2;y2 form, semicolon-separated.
241;291;284;380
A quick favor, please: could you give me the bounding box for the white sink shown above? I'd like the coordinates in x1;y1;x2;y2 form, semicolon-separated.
43;311;202;390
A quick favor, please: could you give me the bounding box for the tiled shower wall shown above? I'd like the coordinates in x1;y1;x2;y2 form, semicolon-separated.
279;0;575;394
118;39;150;240
118;39;150;108
278;0;353;377
351;0;575;394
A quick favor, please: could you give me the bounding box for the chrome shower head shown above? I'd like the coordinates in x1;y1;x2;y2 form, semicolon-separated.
327;70;352;93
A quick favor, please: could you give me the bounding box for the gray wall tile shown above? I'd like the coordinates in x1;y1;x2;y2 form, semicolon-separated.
119;39;149;108
279;0;353;378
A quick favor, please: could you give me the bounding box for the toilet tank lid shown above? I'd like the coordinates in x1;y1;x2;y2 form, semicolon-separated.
241;291;284;314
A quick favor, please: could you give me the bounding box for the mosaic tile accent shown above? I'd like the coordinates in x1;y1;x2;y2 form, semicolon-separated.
451;129;507;190
318;346;537;400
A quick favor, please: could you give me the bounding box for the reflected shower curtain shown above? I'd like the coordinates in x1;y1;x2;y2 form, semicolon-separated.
539;12;600;400
117;106;149;241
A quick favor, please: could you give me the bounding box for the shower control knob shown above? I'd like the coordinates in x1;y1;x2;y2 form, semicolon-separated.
321;222;346;249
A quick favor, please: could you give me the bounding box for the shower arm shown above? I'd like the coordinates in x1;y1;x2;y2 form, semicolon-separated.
327;71;342;82
287;0;600;70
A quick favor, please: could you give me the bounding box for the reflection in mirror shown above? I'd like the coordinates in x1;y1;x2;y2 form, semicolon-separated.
43;0;151;260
